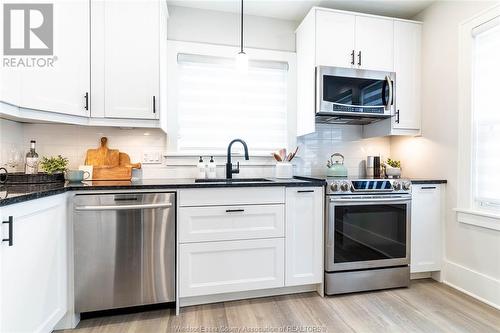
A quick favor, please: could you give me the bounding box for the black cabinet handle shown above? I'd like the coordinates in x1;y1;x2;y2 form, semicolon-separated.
396;110;400;124
226;209;245;213
152;96;156;114
2;216;13;247
421;186;437;190
297;190;314;193
357;51;362;66
84;92;89;111
350;50;355;65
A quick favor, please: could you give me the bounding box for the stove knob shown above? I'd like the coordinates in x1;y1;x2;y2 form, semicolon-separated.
330;182;339;192
340;181;350;192
393;181;401;191
403;181;411;191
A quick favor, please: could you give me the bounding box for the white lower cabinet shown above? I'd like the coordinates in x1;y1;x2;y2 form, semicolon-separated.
0;194;67;333
285;187;324;286
179;204;285;243
411;184;444;273
179;238;284;297
177;186;324;303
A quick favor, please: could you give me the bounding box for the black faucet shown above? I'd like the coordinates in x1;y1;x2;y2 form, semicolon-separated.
226;139;249;179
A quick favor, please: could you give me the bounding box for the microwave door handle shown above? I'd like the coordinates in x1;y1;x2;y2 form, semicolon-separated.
381;78;387;107
385;75;393;110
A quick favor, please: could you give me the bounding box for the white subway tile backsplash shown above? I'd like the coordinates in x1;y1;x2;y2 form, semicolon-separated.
296;124;390;178
1;120;391;179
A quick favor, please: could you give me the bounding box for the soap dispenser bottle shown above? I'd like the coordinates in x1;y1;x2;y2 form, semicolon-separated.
207;156;217;179
197;156;206;179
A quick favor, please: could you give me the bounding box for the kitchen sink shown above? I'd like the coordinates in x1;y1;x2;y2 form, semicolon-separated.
195;178;272;183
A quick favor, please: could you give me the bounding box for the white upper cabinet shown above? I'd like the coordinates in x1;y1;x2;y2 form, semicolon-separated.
355;16;394;72
1;0;166;126
363;19;422;137
393;21;422;130
315;10;393;72
100;0;160;119
16;1;90;116
296;8;421;137
316;11;356;68
296;11;317;136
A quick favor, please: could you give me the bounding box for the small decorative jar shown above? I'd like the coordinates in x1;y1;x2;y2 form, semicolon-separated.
385;167;402;178
275;162;293;179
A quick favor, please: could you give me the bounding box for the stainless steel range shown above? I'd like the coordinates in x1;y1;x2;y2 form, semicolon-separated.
324;178;412;295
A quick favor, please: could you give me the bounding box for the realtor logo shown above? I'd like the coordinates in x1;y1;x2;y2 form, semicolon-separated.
3;3;53;55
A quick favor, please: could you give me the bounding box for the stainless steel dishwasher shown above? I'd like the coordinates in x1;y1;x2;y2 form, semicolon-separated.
73;192;175;313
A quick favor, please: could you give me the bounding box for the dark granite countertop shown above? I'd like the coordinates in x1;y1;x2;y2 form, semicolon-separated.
0;177;326;207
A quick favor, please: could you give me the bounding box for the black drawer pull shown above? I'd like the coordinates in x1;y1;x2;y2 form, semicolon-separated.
297;190;314;193
2;216;13;247
421;186;437;190
226;209;245;213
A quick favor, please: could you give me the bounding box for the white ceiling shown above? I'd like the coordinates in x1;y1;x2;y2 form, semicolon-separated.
167;0;434;21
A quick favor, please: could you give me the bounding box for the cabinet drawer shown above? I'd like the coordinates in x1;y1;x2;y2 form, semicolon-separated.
179;238;284;297
179;187;285;207
179;204;284;243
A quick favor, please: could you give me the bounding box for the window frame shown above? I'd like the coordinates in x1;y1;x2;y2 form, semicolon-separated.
457;3;500;227
166;40;297;157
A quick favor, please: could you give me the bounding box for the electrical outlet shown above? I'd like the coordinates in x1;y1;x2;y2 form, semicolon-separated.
142;151;161;164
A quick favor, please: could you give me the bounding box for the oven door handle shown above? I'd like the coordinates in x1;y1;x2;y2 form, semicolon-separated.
75;203;172;211
329;197;410;203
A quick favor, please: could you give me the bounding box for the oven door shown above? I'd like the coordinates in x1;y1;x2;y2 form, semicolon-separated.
316;66;394;118
325;195;411;272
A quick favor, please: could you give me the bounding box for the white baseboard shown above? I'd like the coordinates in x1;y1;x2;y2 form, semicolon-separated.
179;284;319;307
410;272;432;279
443;260;500;311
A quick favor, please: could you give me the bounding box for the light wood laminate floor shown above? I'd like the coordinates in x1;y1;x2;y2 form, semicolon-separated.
59;279;500;333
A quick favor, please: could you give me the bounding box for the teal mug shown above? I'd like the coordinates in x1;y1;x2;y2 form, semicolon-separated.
65;170;90;183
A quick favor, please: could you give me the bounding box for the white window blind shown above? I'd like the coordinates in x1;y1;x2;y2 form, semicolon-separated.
176;53;289;155
472;19;500;211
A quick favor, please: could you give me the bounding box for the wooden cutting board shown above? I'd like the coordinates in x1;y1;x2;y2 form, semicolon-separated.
85;137;141;180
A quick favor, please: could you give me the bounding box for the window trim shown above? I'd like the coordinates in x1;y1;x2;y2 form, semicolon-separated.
166;40;297;156
457;3;500;226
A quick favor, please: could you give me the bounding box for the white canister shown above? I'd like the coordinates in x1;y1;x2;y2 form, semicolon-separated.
275;162;293;179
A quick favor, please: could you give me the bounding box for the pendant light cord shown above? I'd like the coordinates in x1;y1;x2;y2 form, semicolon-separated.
240;0;244;53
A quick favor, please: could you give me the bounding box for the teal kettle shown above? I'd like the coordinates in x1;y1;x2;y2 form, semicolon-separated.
327;153;348;177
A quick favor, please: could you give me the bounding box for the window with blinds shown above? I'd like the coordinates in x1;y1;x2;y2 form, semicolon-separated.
472;18;500;211
176;53;289;155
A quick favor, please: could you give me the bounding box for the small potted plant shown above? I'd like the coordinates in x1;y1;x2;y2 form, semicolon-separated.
40;155;69;175
384;158;402;178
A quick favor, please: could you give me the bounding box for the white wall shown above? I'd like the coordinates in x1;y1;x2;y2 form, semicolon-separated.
167;6;298;52
391;0;500;309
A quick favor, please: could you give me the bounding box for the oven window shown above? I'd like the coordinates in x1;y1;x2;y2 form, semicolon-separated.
323;76;387;107
334;204;407;263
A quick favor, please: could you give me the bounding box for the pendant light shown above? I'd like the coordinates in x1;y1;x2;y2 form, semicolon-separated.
235;0;248;72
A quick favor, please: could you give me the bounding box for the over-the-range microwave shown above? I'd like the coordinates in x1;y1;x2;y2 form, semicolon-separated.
316;66;395;125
